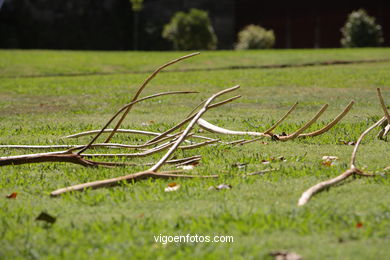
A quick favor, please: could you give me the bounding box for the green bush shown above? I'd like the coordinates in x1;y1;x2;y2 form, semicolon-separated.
162;8;217;50
235;25;275;50
341;9;384;47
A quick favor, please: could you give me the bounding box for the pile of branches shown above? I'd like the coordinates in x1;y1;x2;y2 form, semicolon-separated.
0;53;388;205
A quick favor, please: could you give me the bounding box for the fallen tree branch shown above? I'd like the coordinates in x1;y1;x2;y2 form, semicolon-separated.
103;52;200;143
50;170;218;197
377;88;390;139
196;102;353;141
298;117;387;206
50;86;240;196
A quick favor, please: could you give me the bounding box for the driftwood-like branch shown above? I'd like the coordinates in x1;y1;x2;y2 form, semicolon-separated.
298;117;385;206
103;52;200;143
144;95;241;145
50;170;217;197
0;151;97;167
0;91;197;167
49;86;240;196
298;101;354;137
264;102;298;134
196;102;353;141
76;90;197;154
150;85;240;172
377;88;390;139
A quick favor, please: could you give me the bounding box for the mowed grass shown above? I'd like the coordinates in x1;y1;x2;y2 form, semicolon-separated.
0;49;389;259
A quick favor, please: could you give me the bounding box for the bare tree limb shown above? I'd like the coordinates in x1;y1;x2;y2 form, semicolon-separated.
76;91;197;154
104;52;200;143
298;101;354;137
50;86;239;196
264;102;298;134
50;170;217;197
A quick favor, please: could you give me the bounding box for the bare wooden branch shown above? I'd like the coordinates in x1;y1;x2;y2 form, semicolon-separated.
0;151;97;167
50;170;217;197
377;88;390;122
104;52;200;143
150;86;240;172
298;116;387;206
197;118;265;136
145;95;241;145
350;117;386;168
298;101;354;137
279;104;328;140
76;91;197;154
264;102;298;134
50;86;239;196
298;168;357;206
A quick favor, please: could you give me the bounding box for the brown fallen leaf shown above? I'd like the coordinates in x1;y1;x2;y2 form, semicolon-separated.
356;222;363;228
35;212;56;224
321;160;333;167
261;160;270;165
165;183;180;192
6;192;17;199
269;251;302;260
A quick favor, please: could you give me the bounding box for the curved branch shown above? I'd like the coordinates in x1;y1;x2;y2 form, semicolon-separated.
298;101;354;137
264;102;298;134
351;117;386;168
279;104;328;140
104;52;200;143
50;170;217;197
150;85;240;172
76;91;197;154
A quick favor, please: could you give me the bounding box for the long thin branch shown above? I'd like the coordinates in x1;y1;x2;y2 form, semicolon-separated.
298;116;386;206
377;88;390;122
298;168;357;206
76;91;197;154
350;117;386;168
264;102;298;134
145;95;241;145
0;151;96;167
298;101;354;137
50;86;239;196
197;118;265;136
50;170;217;197
104;52;200;143
279;104;328;140
150;85;240;172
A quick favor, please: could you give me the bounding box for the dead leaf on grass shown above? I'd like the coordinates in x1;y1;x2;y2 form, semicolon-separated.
6;192;17;199
269;251;302;260
165;182;180;192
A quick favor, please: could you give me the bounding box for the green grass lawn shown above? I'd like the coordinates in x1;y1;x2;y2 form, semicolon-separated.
0;49;389;259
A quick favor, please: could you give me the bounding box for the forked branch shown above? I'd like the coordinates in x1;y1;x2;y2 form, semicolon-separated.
49;86;240;196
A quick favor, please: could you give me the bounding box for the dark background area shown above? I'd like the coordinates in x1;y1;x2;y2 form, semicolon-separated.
0;0;389;50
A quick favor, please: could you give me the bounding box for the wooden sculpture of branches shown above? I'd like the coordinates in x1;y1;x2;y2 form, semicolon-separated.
50;86;240;196
298;88;389;206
